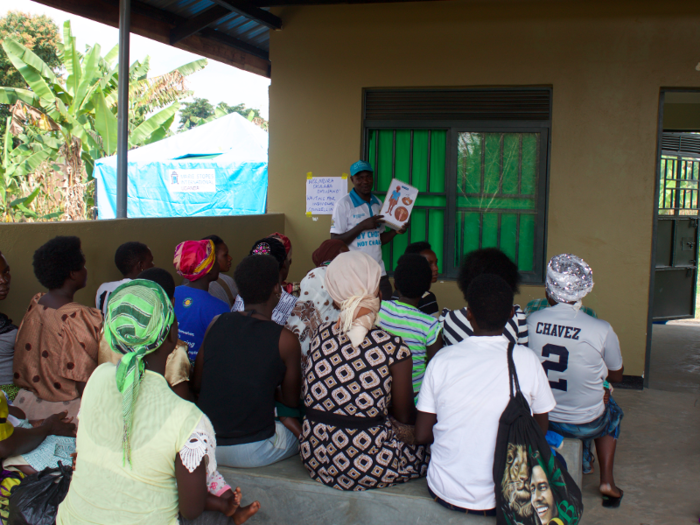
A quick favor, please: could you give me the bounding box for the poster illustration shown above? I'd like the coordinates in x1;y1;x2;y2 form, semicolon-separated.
379;178;419;230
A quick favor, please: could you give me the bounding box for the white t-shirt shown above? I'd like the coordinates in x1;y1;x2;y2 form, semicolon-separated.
209;274;238;307
417;336;555;511
95;278;131;315
527;303;623;424
330;189;386;275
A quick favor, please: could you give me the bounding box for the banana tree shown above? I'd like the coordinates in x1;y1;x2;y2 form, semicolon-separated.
0;21;207;174
0;117;62;221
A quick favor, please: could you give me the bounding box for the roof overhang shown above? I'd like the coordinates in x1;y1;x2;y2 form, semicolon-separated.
31;0;453;78
31;0;275;77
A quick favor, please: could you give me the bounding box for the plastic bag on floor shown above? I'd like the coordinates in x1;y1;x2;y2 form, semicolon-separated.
7;463;72;525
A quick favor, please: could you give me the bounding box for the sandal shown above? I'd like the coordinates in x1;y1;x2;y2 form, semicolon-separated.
602;489;623;508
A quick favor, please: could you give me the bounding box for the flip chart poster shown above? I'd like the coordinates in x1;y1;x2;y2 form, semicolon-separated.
379;178;419;230
306;176;348;215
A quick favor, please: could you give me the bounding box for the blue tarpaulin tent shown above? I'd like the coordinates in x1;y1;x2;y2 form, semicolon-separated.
95;112;268;219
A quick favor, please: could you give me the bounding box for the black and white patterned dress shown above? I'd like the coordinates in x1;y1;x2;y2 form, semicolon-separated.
439;304;529;347
299;322;429;491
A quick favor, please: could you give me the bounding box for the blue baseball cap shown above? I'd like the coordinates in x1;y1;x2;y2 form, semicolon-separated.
350;160;374;177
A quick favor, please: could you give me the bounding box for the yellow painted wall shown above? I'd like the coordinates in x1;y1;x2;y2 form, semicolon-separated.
268;0;700;376
0;214;284;324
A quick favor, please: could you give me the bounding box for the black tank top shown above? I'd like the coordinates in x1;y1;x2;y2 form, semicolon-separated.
197;311;286;445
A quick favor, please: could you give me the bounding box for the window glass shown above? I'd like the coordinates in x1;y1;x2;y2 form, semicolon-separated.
365;124;548;283
455;132;540;273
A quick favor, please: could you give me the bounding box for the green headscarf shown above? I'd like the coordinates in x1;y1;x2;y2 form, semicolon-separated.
104;279;175;467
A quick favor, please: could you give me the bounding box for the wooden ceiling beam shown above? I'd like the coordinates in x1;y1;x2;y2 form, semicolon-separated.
30;0;271;77
170;5;232;45
209;0;282;30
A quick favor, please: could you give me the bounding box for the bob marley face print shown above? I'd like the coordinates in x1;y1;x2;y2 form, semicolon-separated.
531;465;557;524
501;444;533;519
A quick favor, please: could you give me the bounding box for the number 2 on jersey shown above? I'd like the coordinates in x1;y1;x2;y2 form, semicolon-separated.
542;344;569;391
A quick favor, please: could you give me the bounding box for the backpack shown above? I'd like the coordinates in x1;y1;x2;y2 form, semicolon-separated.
493;342;583;525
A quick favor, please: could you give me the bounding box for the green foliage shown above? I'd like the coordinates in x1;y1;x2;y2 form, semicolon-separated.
0;11;61;88
0;20;207;221
0;11;62;142
178;97;214;130
0;117;63;221
179;98;268;132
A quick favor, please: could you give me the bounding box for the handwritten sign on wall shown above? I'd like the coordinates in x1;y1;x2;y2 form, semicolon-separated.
306;176;348;215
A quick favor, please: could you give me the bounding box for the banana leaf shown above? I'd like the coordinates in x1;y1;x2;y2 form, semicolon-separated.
129;102;179;147
63;21;81;97
73;44;102;111
93;92;118;155
0;87;41;107
173;58;208;77
2;39;57;105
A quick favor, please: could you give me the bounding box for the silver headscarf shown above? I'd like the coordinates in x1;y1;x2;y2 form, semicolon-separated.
545;254;594;307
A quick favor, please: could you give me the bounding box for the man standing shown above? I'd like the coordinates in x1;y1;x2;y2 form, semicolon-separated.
527;254;624;508
331;160;407;299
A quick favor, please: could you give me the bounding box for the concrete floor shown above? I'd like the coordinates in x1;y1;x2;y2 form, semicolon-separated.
581;321;700;524
648;321;700;394
580;388;700;525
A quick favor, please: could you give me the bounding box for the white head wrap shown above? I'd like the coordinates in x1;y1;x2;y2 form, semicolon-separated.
324;251;381;348
545;254;594;308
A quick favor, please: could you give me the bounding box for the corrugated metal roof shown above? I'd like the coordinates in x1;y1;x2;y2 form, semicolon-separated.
141;0;271;53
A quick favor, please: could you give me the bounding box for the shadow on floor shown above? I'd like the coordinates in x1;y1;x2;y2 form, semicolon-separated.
580;388;700;524
581;322;700;524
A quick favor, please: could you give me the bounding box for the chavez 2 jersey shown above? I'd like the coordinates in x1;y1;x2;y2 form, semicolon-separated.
527;303;623;424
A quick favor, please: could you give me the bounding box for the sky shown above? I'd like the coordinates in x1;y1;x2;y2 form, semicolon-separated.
6;0;271;118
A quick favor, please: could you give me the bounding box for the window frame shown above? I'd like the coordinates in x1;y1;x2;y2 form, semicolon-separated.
363;118;551;284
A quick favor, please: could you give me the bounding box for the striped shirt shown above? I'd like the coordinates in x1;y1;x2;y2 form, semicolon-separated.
376;300;441;396
439;305;528;347
391;290;439;317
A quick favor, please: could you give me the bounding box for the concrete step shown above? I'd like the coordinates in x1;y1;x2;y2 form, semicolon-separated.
184;457;495;525
183;439;582;525
559;438;583;488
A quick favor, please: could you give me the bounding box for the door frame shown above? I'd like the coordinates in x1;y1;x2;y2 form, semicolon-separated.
644;88;700;388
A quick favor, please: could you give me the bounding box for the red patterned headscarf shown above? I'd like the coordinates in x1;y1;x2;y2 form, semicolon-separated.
269;232;291;256
173;240;216;281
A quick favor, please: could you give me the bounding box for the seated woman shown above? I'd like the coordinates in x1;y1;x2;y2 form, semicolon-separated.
391;242;440;317
57;280;259;525
0;393;75;521
268;232;298;296
439;248;528;347
299;251;429;491
0;251;19;401
231;237;298;326
286;239;348;362
194;254;302;469
13;236;102;420
95;242;154;315
173;240;230;364
98;268;192;400
201;235;237;307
